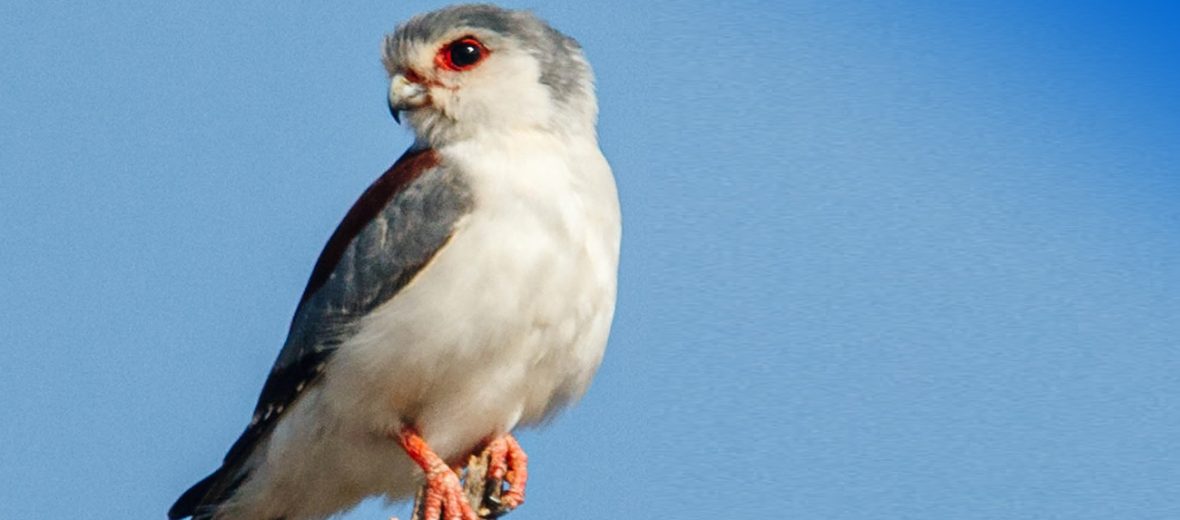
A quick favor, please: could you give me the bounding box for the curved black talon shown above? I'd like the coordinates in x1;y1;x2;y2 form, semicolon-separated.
480;479;512;518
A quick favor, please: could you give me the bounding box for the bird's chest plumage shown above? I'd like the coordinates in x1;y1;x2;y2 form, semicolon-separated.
322;136;619;459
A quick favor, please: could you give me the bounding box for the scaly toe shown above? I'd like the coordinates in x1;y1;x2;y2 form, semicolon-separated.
422;469;477;520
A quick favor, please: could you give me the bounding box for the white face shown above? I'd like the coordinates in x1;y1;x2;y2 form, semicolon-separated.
386;28;558;144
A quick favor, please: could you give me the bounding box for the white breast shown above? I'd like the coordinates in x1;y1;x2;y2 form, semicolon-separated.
329;130;618;454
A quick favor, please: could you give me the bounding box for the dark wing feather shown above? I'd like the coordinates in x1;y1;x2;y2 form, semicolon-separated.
170;147;474;519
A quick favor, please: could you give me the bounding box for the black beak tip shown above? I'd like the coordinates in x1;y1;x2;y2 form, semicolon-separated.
389;103;401;124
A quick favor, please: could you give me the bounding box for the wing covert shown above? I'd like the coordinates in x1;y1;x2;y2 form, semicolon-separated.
248;147;473;455
170;147;473;518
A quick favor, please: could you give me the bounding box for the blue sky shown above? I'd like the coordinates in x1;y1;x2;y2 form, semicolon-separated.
2;1;1179;519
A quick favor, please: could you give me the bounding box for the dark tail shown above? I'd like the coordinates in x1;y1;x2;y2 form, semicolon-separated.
169;463;250;520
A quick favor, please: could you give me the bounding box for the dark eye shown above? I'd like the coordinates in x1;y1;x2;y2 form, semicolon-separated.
438;38;487;71
450;42;481;67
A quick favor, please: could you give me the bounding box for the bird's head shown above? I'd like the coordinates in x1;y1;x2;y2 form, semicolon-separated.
383;4;597;146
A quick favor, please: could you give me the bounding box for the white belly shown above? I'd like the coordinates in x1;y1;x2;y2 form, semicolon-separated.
236;135;620;519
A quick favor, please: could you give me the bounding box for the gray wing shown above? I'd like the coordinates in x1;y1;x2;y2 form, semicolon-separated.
170;148;473;519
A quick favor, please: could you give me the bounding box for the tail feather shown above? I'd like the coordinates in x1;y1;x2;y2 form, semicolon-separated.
169;464;250;520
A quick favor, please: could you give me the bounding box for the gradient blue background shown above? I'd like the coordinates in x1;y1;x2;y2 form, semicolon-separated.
2;1;1178;518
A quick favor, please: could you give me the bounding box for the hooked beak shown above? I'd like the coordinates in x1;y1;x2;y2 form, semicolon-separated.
388;73;428;124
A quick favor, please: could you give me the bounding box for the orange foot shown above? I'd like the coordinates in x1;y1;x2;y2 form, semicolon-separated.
482;434;528;516
396;426;478;520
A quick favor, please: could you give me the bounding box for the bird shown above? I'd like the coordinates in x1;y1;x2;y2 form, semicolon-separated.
169;4;620;520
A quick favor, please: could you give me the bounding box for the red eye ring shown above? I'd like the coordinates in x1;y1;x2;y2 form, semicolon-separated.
436;37;487;71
